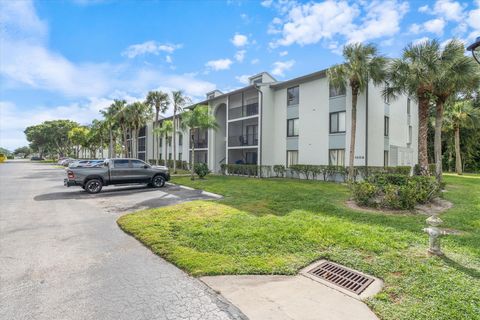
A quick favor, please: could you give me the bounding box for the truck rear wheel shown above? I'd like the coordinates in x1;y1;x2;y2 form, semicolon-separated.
85;179;103;194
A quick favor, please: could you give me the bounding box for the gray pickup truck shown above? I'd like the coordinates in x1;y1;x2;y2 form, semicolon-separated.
64;158;170;194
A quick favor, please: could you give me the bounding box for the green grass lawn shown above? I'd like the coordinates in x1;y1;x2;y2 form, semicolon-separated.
118;174;480;320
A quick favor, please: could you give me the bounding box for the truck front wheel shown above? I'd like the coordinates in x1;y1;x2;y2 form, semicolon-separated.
151;175;166;188
85;179;103;194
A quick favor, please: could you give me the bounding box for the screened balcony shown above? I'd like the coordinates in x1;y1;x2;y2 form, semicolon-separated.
190;128;208;149
228;118;258;147
228;89;259;120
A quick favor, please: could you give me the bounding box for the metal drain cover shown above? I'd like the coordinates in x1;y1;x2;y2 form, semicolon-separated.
308;261;374;295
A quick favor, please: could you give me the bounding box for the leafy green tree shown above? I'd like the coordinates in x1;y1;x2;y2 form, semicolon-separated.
13;146;31;158
112;100;131;157
68;126;89;158
25;120;79;158
385;39;440;175
432;40;480;181
444;100;480;174
145;91;170;163
328;43;387;179
171;90;191;173
154;120;173;166
180;105;218;180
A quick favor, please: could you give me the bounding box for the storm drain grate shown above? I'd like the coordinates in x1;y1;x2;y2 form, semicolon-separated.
308;261;374;295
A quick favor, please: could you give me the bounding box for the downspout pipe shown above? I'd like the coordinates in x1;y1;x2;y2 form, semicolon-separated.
254;84;264;171
365;78;369;173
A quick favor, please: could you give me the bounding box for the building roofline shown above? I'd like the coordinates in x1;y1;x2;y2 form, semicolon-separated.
270;68;328;90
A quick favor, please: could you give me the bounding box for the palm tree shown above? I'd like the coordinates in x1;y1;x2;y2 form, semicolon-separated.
444;100;479;174
180;105;218;180
115;101;132;157
145;91;170;164
128;101;153;157
385;39;440;175
154;119;173;166
171;90;191;173
328;43;387;179
432;40;480;182
101;99;126;158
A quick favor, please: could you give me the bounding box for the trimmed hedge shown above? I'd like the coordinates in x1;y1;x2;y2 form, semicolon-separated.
220;164;272;177
352;173;440;210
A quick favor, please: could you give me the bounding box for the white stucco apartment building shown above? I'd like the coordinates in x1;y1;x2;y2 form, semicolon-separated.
137;68;418;173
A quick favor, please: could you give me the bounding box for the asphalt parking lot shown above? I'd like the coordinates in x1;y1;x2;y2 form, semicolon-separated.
0;161;245;320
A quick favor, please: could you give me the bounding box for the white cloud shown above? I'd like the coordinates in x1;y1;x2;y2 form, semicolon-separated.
231;33;249;47
424;18;446;35
413;37;430;45
279;50;288;56
271;60;295;77
165;55;173;63
269;0;408;48
122;41;182;58
261;0;273;8
205;58;233;71
235;75;251;85
234;50;246;62
433;0;465;22
409;23;422;34
344;1;409;44
251;58;260;64
418;5;429;13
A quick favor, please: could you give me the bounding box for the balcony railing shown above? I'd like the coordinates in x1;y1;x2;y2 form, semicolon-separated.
190;139;208;149
228;134;258;147
228;103;258;120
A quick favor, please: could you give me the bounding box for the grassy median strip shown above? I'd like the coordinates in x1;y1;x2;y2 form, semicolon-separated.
117;174;480;320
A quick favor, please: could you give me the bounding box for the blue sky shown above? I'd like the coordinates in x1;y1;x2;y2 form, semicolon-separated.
1;0;479;150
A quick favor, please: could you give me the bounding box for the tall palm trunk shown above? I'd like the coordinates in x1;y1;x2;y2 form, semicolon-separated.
434;100;445;182
108;125;113;158
154;108;159;164
418;97;430;175
122;126;128;157
190;129;195;180
173;109;177;173
348;87;358;180
454;125;462;175
164;134;168;166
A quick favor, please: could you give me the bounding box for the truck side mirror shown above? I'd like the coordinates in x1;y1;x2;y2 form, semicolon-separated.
144;164;149;169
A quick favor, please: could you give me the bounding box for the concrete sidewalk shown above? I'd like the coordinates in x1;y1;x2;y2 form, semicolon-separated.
201;274;379;320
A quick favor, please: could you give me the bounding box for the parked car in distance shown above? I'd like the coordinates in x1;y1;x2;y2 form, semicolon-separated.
64;158;170;194
60;158;76;166
31;156;44;161
69;160;104;168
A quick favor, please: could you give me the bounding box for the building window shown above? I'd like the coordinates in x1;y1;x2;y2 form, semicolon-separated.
329;149;345;166
287;118;299;137
178;133;183;146
384;150;389;167
178;153;182;161
252;77;262;84
287;86;299;106
407;98;411;115
329;111;346;134
408;125;412;144
384;83;390;104
384;116;389;137
168;137;172;147
329;82;346;97
286;150;298;167
168;153;172;160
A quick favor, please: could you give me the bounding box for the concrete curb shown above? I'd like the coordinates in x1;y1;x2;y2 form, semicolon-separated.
166;182;224;199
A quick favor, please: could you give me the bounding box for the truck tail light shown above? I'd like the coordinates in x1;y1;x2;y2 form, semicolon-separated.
67;170;75;180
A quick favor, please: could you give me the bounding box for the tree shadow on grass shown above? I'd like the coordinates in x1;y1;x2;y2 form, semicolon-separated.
441;255;480;279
